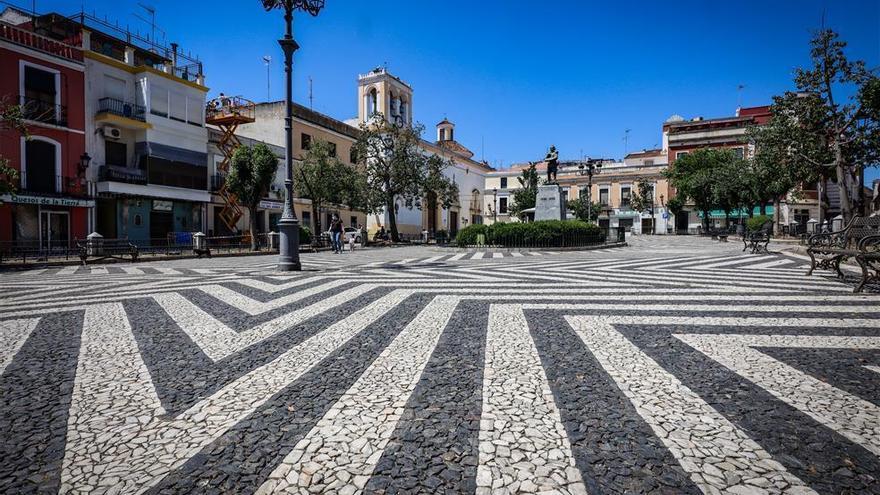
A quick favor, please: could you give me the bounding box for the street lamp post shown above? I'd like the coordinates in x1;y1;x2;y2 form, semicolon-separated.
577;159;602;221
493;187;498;223
261;0;324;271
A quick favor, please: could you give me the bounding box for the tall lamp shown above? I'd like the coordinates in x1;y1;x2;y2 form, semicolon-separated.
261;0;324;271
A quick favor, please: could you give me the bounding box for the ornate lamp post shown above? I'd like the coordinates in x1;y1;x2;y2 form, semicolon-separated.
577;158;602;221
492;187;498;223
261;0;324;271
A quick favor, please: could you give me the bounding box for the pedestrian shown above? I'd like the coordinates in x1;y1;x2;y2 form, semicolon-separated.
330;214;343;254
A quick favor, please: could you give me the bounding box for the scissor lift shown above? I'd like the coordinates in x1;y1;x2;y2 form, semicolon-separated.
205;96;256;232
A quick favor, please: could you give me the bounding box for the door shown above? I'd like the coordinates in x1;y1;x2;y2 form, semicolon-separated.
449;211;458;236
150;210;173;243
618;218;634;232
641;218;654;235
675;211;689;234
40;210;69;252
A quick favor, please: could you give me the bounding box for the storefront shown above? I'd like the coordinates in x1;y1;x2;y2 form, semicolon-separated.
0;194;93;249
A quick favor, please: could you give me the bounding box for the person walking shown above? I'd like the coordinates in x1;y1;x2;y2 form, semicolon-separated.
330;214;344;254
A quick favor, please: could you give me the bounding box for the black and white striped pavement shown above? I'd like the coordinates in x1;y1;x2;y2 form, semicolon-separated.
0;236;877;494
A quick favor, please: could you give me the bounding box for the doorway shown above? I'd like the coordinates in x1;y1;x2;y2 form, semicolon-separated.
40;210;69;251
675;212;689;234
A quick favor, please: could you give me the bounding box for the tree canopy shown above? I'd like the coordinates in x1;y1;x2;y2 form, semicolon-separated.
296;138;366;233
508;162;542;218
226;143;279;250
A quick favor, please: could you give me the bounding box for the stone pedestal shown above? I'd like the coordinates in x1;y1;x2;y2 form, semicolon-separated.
535;184;566;221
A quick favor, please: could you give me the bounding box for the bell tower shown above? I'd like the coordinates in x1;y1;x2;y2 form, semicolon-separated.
357;66;413;126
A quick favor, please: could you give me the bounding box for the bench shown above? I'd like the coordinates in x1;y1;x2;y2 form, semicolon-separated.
806;215;880;292
76;238;139;265
742;221;772;254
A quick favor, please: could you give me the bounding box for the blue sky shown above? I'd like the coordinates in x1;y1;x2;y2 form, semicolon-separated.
22;0;880;180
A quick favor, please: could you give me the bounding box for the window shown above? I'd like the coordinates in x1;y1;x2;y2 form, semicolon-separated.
645;159;654;166
439;128;446;141
599;188;609;206
24;138;58;193
731;147;744;159
676;151;689;159
170;92;186;122
301;133;311;150
328;142;337;158
621;186;631;207
22;64;60;124
499;197;508;214
103;75;126;101
151;85;169;117
105;141;127;167
500;177;508;189
349;146;358;164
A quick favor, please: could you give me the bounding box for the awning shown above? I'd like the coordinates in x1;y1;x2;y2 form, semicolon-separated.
135;141;207;168
698;206;775;218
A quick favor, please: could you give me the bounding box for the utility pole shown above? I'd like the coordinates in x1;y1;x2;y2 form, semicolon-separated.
263;55;271;101
623;129;631;157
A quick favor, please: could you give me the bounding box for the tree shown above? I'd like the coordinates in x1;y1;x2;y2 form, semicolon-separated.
757;30;880;224
508;162;542;218
0;99;28;202
663;148;735;231
352;115;457;242
296;139;365;234
225;143;278;251
566;196;600;223
665;194;685;233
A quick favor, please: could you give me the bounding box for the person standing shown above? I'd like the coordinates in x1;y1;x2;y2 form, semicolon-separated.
330;214;343;254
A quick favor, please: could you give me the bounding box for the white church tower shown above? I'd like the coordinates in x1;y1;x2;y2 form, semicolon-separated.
357;67;413;126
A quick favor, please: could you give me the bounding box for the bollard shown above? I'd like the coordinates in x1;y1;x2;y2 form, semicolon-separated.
192;232;210;258
86;232;104;257
831;214;844;232
267;231;279;251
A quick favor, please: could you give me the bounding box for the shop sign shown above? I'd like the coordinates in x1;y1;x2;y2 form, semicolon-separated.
0;194;94;208
259;200;283;210
152;200;173;211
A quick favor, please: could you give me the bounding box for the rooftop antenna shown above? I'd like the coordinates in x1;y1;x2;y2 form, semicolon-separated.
262;55;271;101
623;129;631;157
308;76;314;110
134;3;164;45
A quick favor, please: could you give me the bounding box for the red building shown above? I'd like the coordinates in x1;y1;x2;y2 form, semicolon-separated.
0;10;91;252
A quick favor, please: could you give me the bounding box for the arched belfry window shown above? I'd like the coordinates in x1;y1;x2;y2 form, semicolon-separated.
367;88;378;117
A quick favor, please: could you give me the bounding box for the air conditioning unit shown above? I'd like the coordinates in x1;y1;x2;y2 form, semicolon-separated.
103;126;122;139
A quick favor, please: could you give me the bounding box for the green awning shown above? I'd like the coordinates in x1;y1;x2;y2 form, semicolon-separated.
697;206;775;218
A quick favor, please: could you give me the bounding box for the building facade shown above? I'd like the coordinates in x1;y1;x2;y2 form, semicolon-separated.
0;9;91;250
78;15;209;244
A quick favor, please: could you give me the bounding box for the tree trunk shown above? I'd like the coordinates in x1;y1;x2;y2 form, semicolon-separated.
702;209;710;232
773;197;781;235
835;152;853;225
760;203;767;216
249;206;259;251
387;196;400;242
311;204;320;236
817;176;827;227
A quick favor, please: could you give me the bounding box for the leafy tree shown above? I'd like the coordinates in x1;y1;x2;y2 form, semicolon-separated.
508;162;542;218
756;29;880;224
629;178;658;233
0;99;28;202
353;115;455;242
664;148;734;231
566;195;600;223
296;139;365;234
226;143;278;251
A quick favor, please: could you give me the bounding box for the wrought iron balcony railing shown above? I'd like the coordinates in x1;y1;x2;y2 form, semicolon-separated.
97;97;146;122
20;96;68;127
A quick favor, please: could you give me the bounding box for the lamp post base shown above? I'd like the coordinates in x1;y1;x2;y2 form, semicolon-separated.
276;217;302;271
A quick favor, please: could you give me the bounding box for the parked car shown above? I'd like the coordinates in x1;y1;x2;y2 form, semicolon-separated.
325;226;363;244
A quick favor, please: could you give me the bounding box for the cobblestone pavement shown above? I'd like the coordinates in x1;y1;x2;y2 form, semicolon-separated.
0;236;878;494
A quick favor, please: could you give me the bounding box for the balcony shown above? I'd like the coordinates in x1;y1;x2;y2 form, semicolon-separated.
98;165;148;185
20;96;68;127
97;97;146;122
18;175;90;198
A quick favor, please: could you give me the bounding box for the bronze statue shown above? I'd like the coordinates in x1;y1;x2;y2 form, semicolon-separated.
545;145;559;183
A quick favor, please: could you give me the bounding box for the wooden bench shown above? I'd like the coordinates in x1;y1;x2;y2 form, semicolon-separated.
741;221;772;254
806;215;880;292
76;238;139;265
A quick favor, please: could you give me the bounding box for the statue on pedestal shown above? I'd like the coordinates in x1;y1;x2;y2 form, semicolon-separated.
545;145;559;183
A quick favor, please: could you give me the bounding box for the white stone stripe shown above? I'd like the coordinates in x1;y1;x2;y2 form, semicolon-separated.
0;317;40;375
448;252;468;261
153;284;376;361
153;267;183;275
520;308;879;328
511;251;524;257
89;267;109;275
492;252;504;258
257;295;459;494
121;266;146;275
675;333;880;456
63;290;413;493
198;279;351;316
62;303;165;493
57;266;79;275
865;365;880;375
191;268;217;274
472;251;485;260
565;315;814;494
233;276;322;293
748;258;799;270
476;305;586;495
421;255;446;263
527;251;543;256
